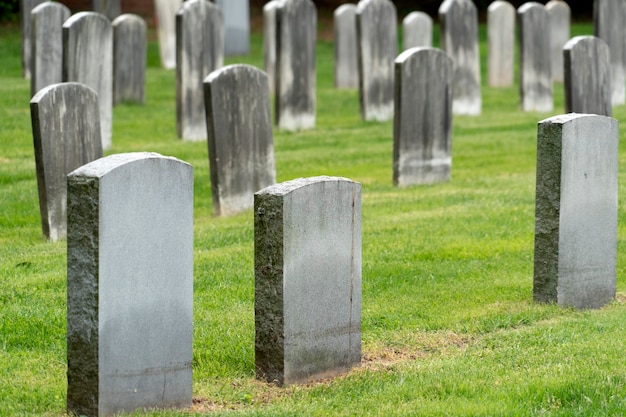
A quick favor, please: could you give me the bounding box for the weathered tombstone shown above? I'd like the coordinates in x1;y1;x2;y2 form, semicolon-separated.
518;3;553;112
263;1;280;93
402;11;432;51
487;1;515;87
534;114;618;309
204;64;276;216
356;0;397;121
439;0;481;115
564;36;612;116
113;14;147;105
275;0;317;131
393;47;453;187
546;0;570;83
67;152;193;416
334;4;359;89
20;0;46;79
255;176;362;386
92;0;120;20
154;0;184;69
215;0;249;56
176;0;224;141
594;0;626;105
30;83;103;242
63;12;113;150
30;1;71;96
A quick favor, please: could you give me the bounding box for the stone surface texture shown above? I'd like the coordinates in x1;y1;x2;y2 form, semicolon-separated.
21;0;46;79
263;1;280;93
546;0;570;82
518;2;553;112
534;114;618;309
154;0;183;69
176;0;224;141
393;47;453;187
564;36;612;116
334;4;359;89
63;12;113;150
356;0;397;121
30;82;103;242
67;152;193;416
402;11;432;50
439;0;482;115
113;14;147;105
594;0;626;105
255;176;362;386
30;1;71;96
204;64;276;216
92;0;120;20
275;0;317;131
215;0;249;56
487;1;515;87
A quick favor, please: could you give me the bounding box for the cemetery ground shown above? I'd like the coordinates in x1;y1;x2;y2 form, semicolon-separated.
2;20;626;417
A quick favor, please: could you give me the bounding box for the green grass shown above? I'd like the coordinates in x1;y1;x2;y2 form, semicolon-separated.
3;21;626;416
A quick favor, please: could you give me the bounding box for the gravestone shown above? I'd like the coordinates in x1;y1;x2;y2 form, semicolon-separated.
263;1;280;93
402;11;432;51
176;0;224;141
594;0;626;105
92;0;120;20
63;12;113;150
30;1;71;96
334;4;359;89
67;152;193;416
564;36;611;116
518;3;553;112
393;47;453;187
154;0;184;69
546;0;570;83
356;0;397;121
113;14;147;105
215;0;249;56
275;0;317;131
534;114;618;309
204;64;276;216
255;176;362;386
487;1;515;87
30;82;103;242
20;0;46;79
439;0;481;115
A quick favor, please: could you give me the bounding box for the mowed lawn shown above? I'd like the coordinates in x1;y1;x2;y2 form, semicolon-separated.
2;19;626;416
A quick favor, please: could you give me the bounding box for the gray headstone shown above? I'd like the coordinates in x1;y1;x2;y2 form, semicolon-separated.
204;64;276;216
63;12;113;150
594;0;626;105
356;0;397;121
154;0;184;69
275;0;317;131
263;1;280;94
393;47;453;187
67;152;194;416
30;82;103;242
402;11;432;51
215;0;249;56
176;0;224;141
534;114;618;309
255;176;362;386
20;0;46;79
334;4;359;89
518;3;553;112
30;1;71;97
113;14;147;105
546;0;570;83
92;0;120;20
564;36;612;116
487;1;515;87
439;0;482;115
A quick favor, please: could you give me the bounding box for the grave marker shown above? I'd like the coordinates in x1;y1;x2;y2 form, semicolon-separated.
263;1;280;93
113;14;147;105
334;4;359;89
546;0;571;83
594;0;626;105
204;64;276;216
92;0;120;20
534;114;618;309
487;1;515;87
215;0;249;56
255;176;362;386
402;11;432;50
154;0;183;69
21;0;46;79
67;152;193;416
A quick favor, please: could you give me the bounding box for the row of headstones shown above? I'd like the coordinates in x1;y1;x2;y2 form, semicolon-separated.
61;110;617;416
